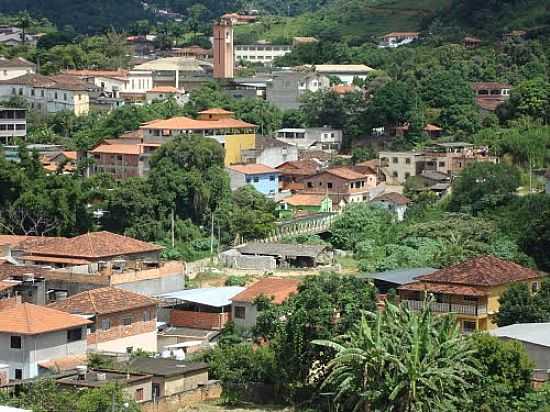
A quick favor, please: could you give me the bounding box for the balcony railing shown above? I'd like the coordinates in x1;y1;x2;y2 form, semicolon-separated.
402;299;487;316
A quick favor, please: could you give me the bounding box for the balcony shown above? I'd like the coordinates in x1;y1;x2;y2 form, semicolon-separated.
402;299;487;316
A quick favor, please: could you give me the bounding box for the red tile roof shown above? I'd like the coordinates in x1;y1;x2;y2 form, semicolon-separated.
141;116;256;130
398;281;488;296
325;167;369;180
414;256;542;287
372;192;411;205
472;82;512;90
48;287;158;315
232;278;300;304
91;143;142;156
228;164;279;174
281;194;329;207
0;235;65;250
0;303;91;335
198;108;234;115
26;231;163;260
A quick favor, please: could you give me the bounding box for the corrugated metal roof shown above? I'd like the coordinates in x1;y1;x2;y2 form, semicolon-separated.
157;287;245;308
491;323;550;348
360;268;437;285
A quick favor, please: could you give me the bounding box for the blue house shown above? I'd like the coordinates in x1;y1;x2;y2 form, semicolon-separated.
227;164;280;197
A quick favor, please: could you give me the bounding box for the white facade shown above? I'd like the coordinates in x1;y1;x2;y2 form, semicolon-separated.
275;127;343;151
232;302;257;329
235;44;292;65
0;327;87;380
313;64;374;85
0;66;35;81
0;83;89;116
145;90;188;106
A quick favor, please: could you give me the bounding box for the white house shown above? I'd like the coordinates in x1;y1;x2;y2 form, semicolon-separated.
0;57;36;81
371;192;411;222
145;86;188;105
0;303;90;380
275;127;343;152
240;135;298;168
380;32;420;48
312;64;374;84
0;73;91;116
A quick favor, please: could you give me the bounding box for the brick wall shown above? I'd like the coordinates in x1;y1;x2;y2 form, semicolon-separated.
89;306;156;344
141;381;222;412
169;310;230;330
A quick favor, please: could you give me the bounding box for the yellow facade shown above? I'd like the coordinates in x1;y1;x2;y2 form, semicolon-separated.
223;133;256;166
401;278;545;333
73;92;90;116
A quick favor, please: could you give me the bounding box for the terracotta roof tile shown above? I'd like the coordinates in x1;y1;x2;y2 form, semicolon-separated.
0;235;65;250
472;82;512;90
398;281;488;296
228;164;279;174
414;256;542;287
281;194;328;207
48;287;158;315
232;277;300;304
0;303;91;335
26;231;163;260
198;108;234;115
141;116;256;130
0;73;91;91
91;143;141;155
372;192;411;205
325;167;368;180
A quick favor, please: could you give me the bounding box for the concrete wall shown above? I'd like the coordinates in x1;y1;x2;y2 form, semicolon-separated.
141;381;221;412
94;331;157;354
0;67;34;81
255;145;298;168
163;370;209;396
0;327;87;379
232;301;257;329
124;378;153;403
220;253;276;270
115;273;185;297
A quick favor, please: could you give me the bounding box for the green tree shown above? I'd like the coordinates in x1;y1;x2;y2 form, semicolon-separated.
496;283;542;327
470;333;534;412
314;299;479;411
448;162;521;215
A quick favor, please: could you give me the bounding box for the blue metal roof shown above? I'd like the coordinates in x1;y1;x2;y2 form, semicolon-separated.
156;287;245;308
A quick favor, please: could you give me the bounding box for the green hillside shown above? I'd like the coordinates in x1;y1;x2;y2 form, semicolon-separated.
235;0;550;44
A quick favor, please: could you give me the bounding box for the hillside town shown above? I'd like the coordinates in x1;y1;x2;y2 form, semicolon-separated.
0;1;550;411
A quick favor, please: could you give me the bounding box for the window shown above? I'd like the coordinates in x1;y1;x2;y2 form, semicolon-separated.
269;175;275;181
392;171;398;178
41;90;44;97
462;320;476;333
16;124;25;130
246;178;252;183
392;157;398;163
67;328;82;342
327;182;333;189
532;282;541;293
10;336;22;349
135;388;144;401
14;369;22;380
122;316;133;326
54;92;58;99
307;182;313;188
64;93;67;101
405;158;411;164
253;177;259;183
100;318;111;330
405;172;411;179
18;88;23;95
144;310;151;322
235;306;246;319
11;88;15;95
439;161;445;167
31;89;35;96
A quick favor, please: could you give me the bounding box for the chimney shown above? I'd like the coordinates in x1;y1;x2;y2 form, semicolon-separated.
213;19;234;79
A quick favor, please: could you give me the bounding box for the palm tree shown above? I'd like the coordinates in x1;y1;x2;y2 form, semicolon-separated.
314;299;479;412
15;11;33;47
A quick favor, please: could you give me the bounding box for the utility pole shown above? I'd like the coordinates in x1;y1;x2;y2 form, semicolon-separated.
210;211;215;260
171;209;175;248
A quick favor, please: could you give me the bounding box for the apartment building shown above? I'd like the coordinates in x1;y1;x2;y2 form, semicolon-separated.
140;108;256;166
379;143;497;184
234;44;292;65
267;70;330;110
0;107;26;144
0;73;91;116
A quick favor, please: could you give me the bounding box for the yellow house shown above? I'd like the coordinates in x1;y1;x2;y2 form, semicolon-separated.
140;108;256;166
398;256;545;333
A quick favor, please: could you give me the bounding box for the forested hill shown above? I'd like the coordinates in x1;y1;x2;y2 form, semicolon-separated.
0;0;152;33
